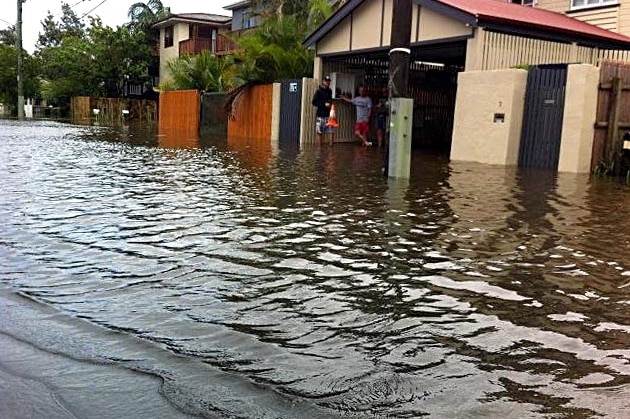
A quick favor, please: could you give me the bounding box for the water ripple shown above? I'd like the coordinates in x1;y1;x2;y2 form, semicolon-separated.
1;120;629;418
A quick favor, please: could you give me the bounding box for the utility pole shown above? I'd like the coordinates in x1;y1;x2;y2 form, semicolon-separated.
16;0;25;120
387;0;413;178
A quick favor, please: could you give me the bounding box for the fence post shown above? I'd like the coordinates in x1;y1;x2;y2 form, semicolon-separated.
605;77;623;171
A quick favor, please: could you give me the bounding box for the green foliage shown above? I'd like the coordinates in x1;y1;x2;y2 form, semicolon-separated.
128;0;170;29
0;26;16;46
307;0;334;31
593;159;616;177
235;16;314;84
36;3;85;50
127;0;170;45
162;51;240;92
0;44;40;110
38;17;153;106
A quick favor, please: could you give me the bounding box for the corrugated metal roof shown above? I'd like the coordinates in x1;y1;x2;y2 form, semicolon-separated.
436;0;630;44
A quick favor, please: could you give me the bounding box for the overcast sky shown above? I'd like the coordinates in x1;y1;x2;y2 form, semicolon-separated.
2;0;237;52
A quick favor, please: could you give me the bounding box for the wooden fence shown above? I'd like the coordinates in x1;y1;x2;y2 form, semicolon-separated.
228;84;273;140
300;78;319;145
480;31;630;71
481;31;597;70
593;60;630;173
159;90;200;132
71;96;157;124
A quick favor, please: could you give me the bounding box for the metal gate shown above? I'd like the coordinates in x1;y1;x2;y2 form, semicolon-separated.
518;64;567;170
279;79;303;147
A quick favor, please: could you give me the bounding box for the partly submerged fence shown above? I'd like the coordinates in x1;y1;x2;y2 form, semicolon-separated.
201;92;228;138
228;84;273;140
593;60;630;173
159;90;200;131
71;96;157;124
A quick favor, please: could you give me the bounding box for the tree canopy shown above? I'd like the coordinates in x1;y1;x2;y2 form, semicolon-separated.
36;3;85;50
38;17;153;106
0;26;16;46
0;44;39;109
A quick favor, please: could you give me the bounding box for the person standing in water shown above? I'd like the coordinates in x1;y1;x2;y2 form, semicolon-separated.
341;85;373;147
311;75;335;146
375;86;389;148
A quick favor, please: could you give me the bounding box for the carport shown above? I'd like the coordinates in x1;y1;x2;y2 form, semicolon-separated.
304;0;630;150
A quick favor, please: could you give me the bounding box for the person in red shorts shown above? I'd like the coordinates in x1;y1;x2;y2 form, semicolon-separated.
341;85;373;147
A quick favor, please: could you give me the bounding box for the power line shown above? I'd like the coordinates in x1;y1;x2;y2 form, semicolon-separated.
80;0;109;19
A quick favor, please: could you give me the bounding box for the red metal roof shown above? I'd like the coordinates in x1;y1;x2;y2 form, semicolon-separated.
438;0;630;44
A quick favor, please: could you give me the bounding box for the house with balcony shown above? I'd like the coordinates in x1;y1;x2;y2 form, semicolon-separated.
506;0;630;37
153;13;232;84
218;0;264;55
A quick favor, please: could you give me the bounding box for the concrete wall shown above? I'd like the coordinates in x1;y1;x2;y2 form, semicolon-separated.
271;83;281;146
451;69;528;165
558;64;600;173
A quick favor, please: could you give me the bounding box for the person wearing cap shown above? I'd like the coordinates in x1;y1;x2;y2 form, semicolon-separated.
312;75;335;146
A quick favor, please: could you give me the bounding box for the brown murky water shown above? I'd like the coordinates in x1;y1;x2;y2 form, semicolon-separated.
1;120;629;418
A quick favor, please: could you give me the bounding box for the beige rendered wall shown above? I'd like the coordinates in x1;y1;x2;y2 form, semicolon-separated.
351;0;385;50
451;69;528;165
418;7;470;41
558;64;600;173
159;23;189;84
271;83;281;146
316;2;468;55
317;15;352;55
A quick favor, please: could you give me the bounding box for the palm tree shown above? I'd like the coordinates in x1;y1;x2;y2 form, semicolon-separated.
307;0;334;31
163;51;240;92
127;0;170;34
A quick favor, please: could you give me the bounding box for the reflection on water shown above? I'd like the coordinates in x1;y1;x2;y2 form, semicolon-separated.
1;120;629;418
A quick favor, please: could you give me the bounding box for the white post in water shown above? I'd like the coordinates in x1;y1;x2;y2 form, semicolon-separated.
388;97;413;178
386;0;414;179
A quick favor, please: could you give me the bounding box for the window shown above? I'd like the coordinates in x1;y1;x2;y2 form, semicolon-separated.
164;25;174;48
511;0;535;5
571;0;618;9
242;12;257;29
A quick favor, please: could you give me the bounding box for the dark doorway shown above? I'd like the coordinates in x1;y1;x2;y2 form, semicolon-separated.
519;64;568;171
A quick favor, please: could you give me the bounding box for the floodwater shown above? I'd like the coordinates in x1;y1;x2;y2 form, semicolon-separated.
1;119;629;419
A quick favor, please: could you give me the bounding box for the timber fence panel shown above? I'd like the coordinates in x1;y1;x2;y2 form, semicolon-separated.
159;90;200;132
71;96;156;125
71;97;91;122
300;78;319;146
479;32;621;70
228;84;273;140
593;61;630;172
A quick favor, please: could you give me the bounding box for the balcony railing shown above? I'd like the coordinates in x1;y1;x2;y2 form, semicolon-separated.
179;37;215;56
215;29;252;55
178;29;252;57
216;34;237;55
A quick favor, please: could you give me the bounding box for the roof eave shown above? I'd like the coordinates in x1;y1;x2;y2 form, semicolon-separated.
224;0;251;11
153;16;231;29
